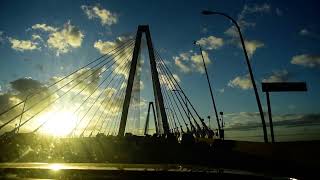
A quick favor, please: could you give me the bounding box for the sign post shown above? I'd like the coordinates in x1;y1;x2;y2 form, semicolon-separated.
261;82;307;143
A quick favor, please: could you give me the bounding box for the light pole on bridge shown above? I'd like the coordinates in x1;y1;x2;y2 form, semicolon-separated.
201;10;268;143
193;42;222;139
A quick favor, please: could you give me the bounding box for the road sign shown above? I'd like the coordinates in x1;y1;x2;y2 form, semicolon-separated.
262;82;307;92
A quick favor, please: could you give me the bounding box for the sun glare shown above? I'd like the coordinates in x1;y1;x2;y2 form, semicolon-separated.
38;111;78;136
49;163;64;171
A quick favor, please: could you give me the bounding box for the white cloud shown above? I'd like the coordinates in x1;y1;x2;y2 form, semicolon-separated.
174;58;191;73
224;20;256;38
9;38;40;52
173;53;192;73
94;40;116;54
239;3;271;19
81;5;117;26
32;24;57;32
196;36;224;50
228;74;252;90
174;50;211;74
291;54;320;68
218;88;225;93
298;28;320;39
32;34;43;41
201;27;208;34
262;70;289;82
29;21;84;56
159;73;181;90
242;40;264;57
105;87;117;98
225;3;270;38
94;36;132;55
190;51;211;73
47;21;84;56
299;28;309;36
0;31;4;43
140;80;144;90
94;35;133;77
172;74;181;82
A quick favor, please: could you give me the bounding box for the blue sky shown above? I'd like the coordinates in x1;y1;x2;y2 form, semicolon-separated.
0;0;319;141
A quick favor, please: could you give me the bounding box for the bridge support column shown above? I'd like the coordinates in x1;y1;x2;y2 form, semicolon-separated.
118;25;169;136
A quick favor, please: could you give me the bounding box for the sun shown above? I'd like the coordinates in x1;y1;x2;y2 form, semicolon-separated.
38;111;78;137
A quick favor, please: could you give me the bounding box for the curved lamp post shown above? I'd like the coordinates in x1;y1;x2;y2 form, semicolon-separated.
202;10;268;143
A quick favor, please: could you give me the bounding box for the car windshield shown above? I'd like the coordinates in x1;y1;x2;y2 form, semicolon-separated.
0;0;319;179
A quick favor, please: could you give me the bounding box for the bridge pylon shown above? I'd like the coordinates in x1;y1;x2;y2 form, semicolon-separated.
118;25;170;136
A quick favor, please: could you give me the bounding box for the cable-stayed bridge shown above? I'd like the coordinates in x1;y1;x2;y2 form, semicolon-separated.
0;26;317;180
0;25;215;139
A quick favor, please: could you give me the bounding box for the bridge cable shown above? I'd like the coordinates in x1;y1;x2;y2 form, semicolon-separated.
0;38;134;118
155;62;190;133
68;48;135;136
90;70;128;137
159;76;182;134
79;54;133;136
156;60;200;133
14;42;135;133
0;40;135;131
155;50;208;134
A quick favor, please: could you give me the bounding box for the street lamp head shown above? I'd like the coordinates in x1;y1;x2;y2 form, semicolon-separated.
201;10;215;15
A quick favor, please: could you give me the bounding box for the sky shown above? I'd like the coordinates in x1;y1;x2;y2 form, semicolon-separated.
0;0;319;142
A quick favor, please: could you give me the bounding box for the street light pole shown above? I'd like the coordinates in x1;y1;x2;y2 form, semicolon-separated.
194;43;222;139
202;10;268;143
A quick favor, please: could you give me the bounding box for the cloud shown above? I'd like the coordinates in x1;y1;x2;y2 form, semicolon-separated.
291;54;320;68
0;77;55;132
0;73;129;135
50;67;106;96
173;52;192;73
224;112;320;131
196;36;224;50
300;28;310;36
0;31;5;43
8;38;40;52
47;21;84;56
94;40;116;54
94;35;133;77
225;3;271;38
105;87;117;98
94;35;132;55
32;34;43;41
299;28;320;39
191;51;211;73
228;74;252;90
32;24;57;32
81;5;118;26
218;88;225;93
242;40;264;57
262;70;289;82
201;27;208;34
174;50;211;74
239;3;271;19
159;73;181;90
29;21;84;56
224;21;256;37
223;4;267;57
10;77;45;94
